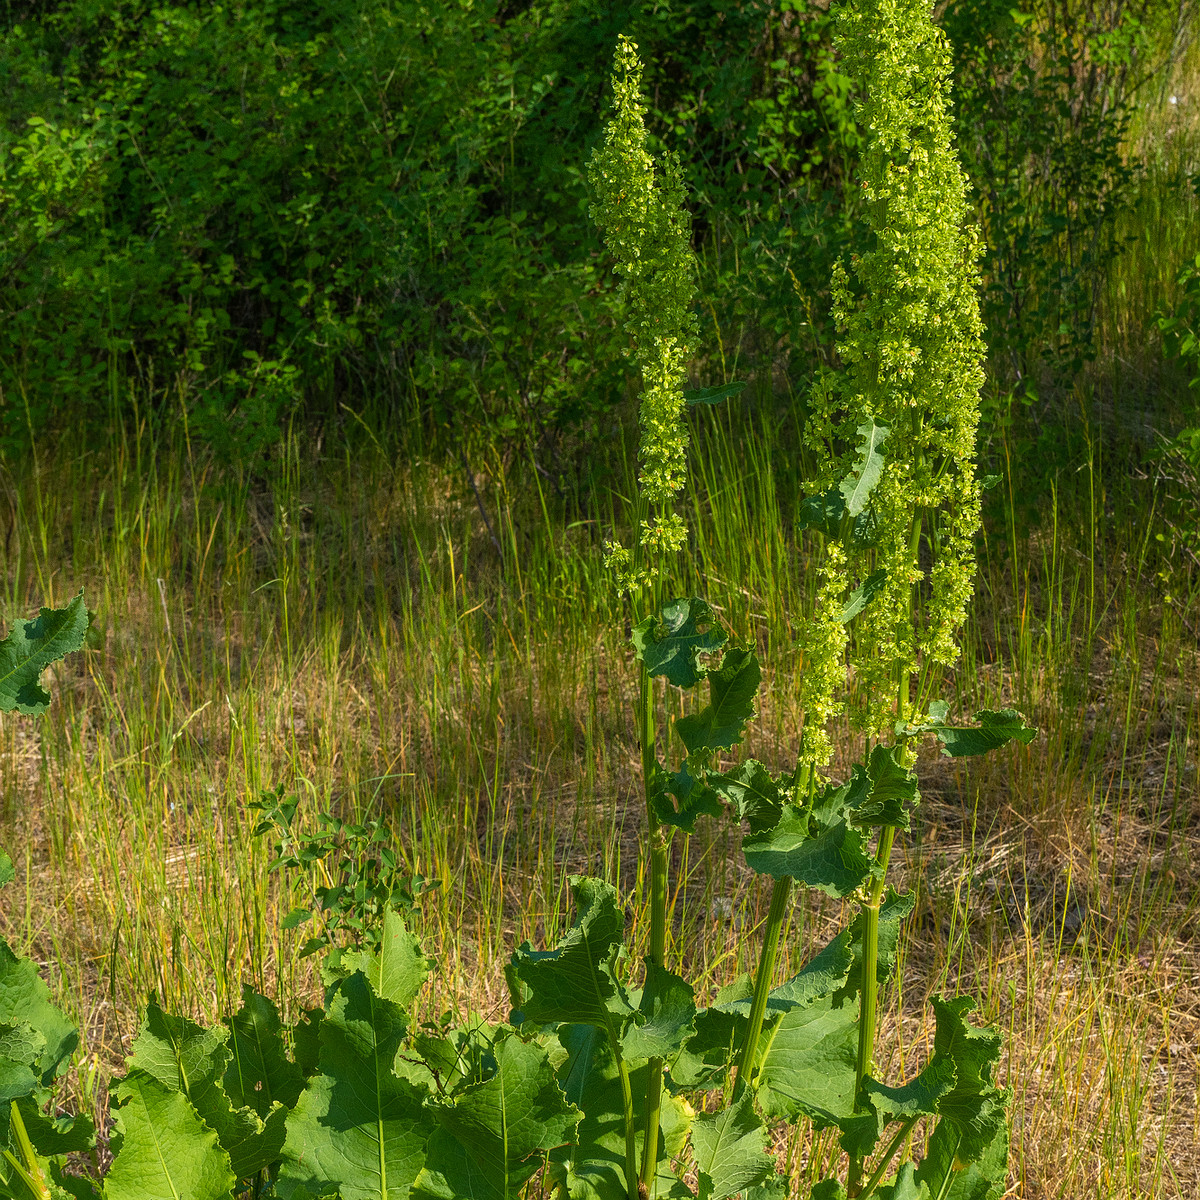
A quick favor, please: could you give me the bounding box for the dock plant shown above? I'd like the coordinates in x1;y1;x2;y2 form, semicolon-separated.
0;5;1036;1200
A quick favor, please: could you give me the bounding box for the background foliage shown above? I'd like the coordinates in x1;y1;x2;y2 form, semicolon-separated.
3;0;1189;462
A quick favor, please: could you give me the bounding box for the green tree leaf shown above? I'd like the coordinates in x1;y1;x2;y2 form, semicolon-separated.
0;940;78;1083
621;964;695;1061
277;973;433;1200
414;1034;581;1200
632;598;727;690
675;649;761;754
222;986;303;1118
103;1072;237;1200
839;421;890;517
342;907;431;1008
0;593;90;716
683;382;747;407
691;1090;774;1200
508;877;633;1029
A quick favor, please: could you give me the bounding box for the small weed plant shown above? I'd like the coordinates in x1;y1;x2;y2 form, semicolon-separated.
0;3;1035;1198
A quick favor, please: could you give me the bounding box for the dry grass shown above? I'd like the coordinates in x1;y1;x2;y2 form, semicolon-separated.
1;404;1198;1197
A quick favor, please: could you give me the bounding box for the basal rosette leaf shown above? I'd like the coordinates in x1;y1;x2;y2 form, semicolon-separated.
551;1024;691;1200
632;598;727;690
127;998;285;1181
0;592;90;716
0;940;77;1084
413;1034;581;1200
691;1089;774;1200
508;877;633;1030
103;1071;236;1200
222;985;303;1118
277;972;434;1200
674;648;761;754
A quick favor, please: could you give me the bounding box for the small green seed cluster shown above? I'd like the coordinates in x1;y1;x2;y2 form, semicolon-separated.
801;0;986;754
590;36;698;590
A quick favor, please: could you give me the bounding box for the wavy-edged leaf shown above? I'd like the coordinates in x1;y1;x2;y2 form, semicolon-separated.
128;998;284;1181
508;877;632;1030
839;421;890;517
550;1024;691;1200
914;1118;1007;1200
632;598;726;690
710;760;786;835
836;890;915;1006
0;1022;43;1103
675;648;761;755
878;1162;931;1200
839;569;888;624
0;940;77;1083
649;761;722;834
692;1089;774;1200
848;745;919;831
223;986;303;1117
621;964;695;1061
104;1071;236;1200
904;708;1036;758
277;972;433;1200
0;593;90;716
742;804;874;897
9;1093;95;1157
684;381;747;407
414;1034;580;1200
342;907;431;1008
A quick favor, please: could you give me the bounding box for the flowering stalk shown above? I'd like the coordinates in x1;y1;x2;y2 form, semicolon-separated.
590;36;698;1196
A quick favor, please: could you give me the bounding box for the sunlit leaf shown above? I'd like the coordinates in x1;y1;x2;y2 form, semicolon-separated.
633;598;727;690
0;593;90;716
621;964;695;1061
839;421;890;516
675;649;761;754
692;1090;774;1200
839;569;888;624
342;906;431;1008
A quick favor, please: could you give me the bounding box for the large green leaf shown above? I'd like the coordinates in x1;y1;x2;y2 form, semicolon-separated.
839;421;890;516
0;593;90;716
413;1035;581;1200
914;1119;1007;1200
508;877;633;1030
278;972;433;1200
903;707;1036;758
0;940;77;1083
742;802;874;897
632;599;726;690
674;649;760;755
342;907;431;1008
103;1072;236;1200
550;1024;690;1200
127;999;286;1181
0;1022;42;1103
709;760;786;835
848;745;919;831
836;890;915;1006
621;964;695;1061
222;986;303;1118
648;762;722;834
924;997;1007;1163
691;1090;774;1200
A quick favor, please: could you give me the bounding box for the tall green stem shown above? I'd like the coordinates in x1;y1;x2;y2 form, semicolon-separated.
736;875;793;1082
614;1041;641;1200
637;658;670;1191
849;826;896;1197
